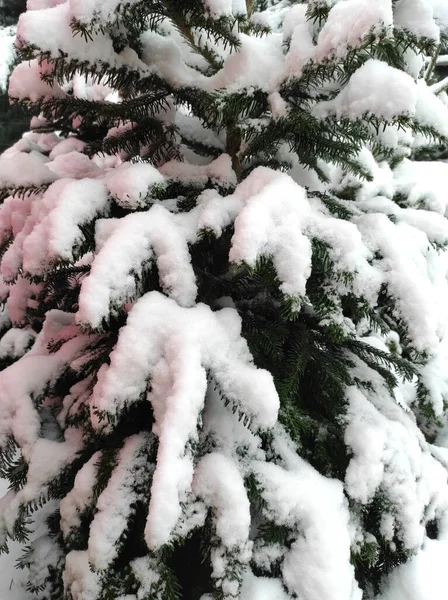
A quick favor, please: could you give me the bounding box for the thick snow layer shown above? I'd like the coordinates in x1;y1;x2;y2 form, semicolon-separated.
203;0;233;18
49;137;87;159
1;435;83;543
315;0;393;60
0;352;61;457
139;30;208;88
175;111;224;153
69;0;141;23
428;0;448;31
198;167;314;299
89;292;279;548
238;573;291;600
88;434;152;570
16;2;151;77
314;59;418;120
284;5;314;78
60;451;101;538
414;79;448;138
0;195;36;282
0;176;108;282
8;58;66;102
207;33;285;93
344;383;448;549
77;204;198;327
314;58;448;140
194;452;250;547
253;432;362;600
128;556;162;598
17;3;112;62
394;0;440;40
233;173;311;294
0;151;56;188
355;213;439;352
105;162;165;209
393;160;448;215
419;336;448;417
285;0;394;77
282;4;308;40
0;310;92;547
203;0;247;17
63;550;101;600
377;539;448;600
5;277;41;326
194;452;252;592
0;328;36;360
22;178;110;276
160;154;236;187
47;151;103;179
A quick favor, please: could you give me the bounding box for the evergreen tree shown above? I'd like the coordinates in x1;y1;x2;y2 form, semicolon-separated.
1;0;448;598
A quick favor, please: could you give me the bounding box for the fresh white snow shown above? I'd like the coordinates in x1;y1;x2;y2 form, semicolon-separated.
2;0;448;598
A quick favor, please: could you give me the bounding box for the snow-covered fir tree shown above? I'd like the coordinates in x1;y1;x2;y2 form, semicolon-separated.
2;0;448;598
